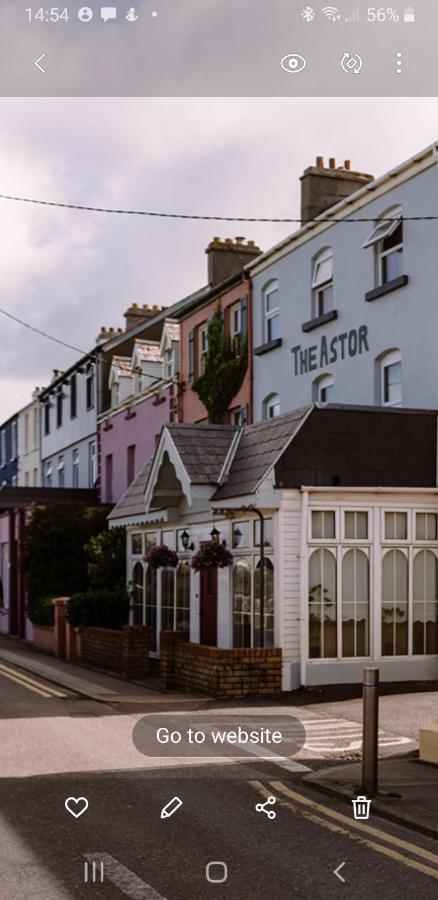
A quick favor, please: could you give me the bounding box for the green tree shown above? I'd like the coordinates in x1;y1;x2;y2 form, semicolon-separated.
22;503;108;617
85;528;126;592
192;306;248;424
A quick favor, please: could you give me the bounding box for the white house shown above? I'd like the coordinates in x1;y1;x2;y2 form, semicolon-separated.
109;404;438;692
17;388;44;487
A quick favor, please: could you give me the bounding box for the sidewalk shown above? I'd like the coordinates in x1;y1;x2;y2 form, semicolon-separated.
0;634;211;712
304;756;438;839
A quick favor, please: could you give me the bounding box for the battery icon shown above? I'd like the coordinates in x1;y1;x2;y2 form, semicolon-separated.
403;7;415;22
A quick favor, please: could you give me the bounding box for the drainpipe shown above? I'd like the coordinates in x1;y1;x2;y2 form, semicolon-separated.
244;272;254;425
249;505;265;648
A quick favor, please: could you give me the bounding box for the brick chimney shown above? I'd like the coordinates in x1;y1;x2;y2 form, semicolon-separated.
123;303;166;331
300;157;374;224
205;236;262;287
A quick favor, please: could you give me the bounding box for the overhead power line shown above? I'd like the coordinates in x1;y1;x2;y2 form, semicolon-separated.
0;305;88;355
0;191;437;223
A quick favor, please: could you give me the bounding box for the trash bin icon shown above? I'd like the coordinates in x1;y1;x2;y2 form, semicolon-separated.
352;795;371;820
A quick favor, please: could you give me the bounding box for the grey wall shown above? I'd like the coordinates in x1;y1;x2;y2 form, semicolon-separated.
252;164;438;420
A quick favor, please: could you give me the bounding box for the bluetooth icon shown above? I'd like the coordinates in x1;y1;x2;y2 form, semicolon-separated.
301;6;316;22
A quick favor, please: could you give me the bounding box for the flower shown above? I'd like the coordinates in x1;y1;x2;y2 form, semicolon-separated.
145;544;178;569
191;540;233;572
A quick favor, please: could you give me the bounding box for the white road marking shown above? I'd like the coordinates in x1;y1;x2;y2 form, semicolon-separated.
84;853;168;899
296;715;415;757
244;741;311;772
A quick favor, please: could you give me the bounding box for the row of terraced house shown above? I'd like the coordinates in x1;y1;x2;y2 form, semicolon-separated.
2;142;438;694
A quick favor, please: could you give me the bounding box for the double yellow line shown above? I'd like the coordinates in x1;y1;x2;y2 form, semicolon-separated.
250;780;438;881
0;662;67;699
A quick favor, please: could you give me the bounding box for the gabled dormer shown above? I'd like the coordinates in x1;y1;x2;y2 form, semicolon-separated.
159;319;180;380
108;356;133;408
131;340;162;394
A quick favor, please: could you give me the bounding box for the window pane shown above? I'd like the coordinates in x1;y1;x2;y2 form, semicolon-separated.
413;550;438;654
161;530;175;549
308;549;337;658
132;562;144;626
313;254;333;286
131;533;143;555
161;569;175;632
145;567;157;651
345;511;368;540
232;521;250;549
145;532;158;550
267;313;280;342
382;550;408;656
233;559;252;648
265;288;279;312
176;562;191;632
311;510;335;539
383;362;402;404
254;518;273;547
416;513;438;542
254;558;274;648
342;549;369;657
384;512;407;540
383;247;403;283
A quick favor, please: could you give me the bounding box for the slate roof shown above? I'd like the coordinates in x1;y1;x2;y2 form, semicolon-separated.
213;406;312;500
163;319;180;342
167;423;238;484
108;459;153;522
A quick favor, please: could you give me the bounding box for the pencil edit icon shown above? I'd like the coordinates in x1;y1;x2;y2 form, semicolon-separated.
160;796;183;819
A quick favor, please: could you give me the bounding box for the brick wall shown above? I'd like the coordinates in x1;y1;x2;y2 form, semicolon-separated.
159;630;190;689
160;639;282;698
81;625;150;678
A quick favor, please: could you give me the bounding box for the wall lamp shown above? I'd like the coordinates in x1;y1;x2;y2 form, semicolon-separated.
180;529;194;551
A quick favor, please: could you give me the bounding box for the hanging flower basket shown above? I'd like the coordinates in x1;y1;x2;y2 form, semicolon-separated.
145;544;178;569
191;540;233;572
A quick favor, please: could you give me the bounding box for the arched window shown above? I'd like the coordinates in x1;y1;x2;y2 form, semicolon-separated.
363;206;403;286
176;562;191;632
413;550;438;655
308;549;337;658
132;562;144;626
145;566;158;651
233;559;252;648
382;549;408;655
342;549;369;657
312;248;333;319
262;280;280;343
254;557;274;648
379;349;402;407
313;374;335;403
262;393;280;420
161;568;176;631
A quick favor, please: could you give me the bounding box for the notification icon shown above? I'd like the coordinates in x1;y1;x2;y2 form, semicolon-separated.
101;7;117;21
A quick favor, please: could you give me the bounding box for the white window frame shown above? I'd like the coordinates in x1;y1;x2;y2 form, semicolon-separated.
341;508;372;544
263;282;280;343
57;455;65;488
363;208;403;287
415;511;438;543
381;350;402;407
308;507;339;544
314;374;335;403
381;508;410;544
311;249;333;319
72;448;79;488
263;393;280;420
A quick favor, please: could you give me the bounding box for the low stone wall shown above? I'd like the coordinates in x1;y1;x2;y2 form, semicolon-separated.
81;625;150;678
160;638;282;698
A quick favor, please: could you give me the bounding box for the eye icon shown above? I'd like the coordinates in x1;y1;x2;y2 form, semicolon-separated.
280;53;307;74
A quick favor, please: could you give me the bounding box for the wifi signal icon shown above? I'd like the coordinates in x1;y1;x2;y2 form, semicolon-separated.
321;6;341;20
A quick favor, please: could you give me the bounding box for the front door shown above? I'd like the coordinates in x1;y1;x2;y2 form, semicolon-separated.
200;566;217;646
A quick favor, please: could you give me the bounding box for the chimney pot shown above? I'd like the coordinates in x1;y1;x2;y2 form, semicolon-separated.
235;236;245;243
316;156;324;167
329;157;336;169
344;159;351;170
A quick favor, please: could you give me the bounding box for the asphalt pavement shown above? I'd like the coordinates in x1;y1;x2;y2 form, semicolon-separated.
1;657;438;899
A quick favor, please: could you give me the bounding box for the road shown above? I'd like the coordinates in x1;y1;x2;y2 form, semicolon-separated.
1;660;438;899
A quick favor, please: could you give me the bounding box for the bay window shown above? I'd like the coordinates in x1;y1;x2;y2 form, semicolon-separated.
381;549;408;656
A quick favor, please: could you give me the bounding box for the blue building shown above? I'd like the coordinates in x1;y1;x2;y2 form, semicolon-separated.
0;414;18;486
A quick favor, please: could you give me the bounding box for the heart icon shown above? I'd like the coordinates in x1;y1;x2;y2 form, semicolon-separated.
65;796;88;819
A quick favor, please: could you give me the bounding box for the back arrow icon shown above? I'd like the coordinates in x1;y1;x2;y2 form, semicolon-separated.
35;53;46;73
334;862;346;883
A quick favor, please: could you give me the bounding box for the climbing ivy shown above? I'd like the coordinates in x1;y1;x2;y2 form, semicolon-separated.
192;306;248;424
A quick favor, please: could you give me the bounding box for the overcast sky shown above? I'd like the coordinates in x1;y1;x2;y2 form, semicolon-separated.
0;97;437;421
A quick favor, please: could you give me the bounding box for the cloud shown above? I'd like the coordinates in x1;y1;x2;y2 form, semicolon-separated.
0;97;437;421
